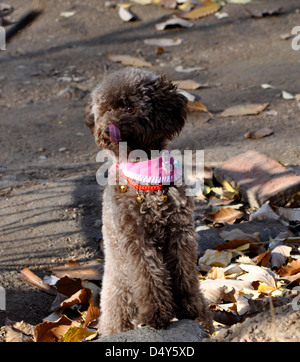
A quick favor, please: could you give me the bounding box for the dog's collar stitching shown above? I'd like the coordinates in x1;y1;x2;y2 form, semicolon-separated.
122;172;163;191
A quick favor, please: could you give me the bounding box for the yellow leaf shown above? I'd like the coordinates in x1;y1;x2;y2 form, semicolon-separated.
235;243;250;251
178;0;192;12
221;180;239;196
257;282;276;294
64;326;97;342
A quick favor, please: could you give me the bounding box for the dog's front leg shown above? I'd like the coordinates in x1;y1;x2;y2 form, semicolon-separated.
127;240;176;330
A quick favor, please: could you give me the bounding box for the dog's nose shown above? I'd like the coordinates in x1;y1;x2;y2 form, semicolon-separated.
104;127;110;135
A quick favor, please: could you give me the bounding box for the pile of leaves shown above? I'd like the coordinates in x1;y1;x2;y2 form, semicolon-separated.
199;226;300;330
5;261;103;342
196;175;300;334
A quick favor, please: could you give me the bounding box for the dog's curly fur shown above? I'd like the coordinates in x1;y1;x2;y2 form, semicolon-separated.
86;68;213;336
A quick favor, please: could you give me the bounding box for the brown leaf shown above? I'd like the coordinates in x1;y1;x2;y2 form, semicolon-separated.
206;266;225;280
217;229;265;254
252;250;271;267
49;261;103;280
204;207;244;224
34;315;79;342
278;259;300;277
107;54;153;68
83;296;101;328
213;239;263;254
19;268;57;296
173;79;203;90
59;288;91;310
5;320;34;342
187;100;212;115
176;1;220;20
219;103;269;117
244;127;274;139
55;276;83;298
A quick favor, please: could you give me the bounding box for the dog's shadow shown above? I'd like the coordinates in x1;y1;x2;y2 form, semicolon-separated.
72;175;105;260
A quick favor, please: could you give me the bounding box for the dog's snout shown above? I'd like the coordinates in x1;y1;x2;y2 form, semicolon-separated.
104;127;110;135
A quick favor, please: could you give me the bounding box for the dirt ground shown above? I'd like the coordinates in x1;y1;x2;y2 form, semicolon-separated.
0;0;300;342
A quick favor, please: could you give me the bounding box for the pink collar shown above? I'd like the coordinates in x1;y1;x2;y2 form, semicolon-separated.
114;151;182;184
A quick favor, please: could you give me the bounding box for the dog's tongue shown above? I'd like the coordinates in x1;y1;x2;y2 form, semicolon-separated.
108;123;122;143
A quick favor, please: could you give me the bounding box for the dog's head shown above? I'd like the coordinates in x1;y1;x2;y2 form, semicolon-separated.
85;68;187;156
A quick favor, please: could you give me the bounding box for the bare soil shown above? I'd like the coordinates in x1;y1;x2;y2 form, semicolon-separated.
0;0;299;342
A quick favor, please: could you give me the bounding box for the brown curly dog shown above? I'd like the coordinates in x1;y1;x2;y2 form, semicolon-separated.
85;68;213;337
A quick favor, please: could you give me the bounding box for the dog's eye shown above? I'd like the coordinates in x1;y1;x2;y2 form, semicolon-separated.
125;106;135;114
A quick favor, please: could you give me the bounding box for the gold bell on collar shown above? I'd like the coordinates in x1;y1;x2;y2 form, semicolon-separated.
136;191;144;204
120;185;128;193
161;194;168;203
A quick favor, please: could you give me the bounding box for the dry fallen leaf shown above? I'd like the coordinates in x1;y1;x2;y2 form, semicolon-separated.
34;315;79;342
107;54;153;68
59;288;91;310
131;0;153;4
244;127;274;139
245;6;282;18
278;259;300;277
282;90;295;100
19;268;57;296
160;0;177;9
238;264;277;288
187;101;212;116
49;261;103;280
227;0;251;3
206;266;225;280
199;249;233;267
204;207;244;224
118;6;136;22
173;79;202;90
270;245;292;269
219;102;269;117
176;1;220;20
5;320;35;342
277;207;300;222
144;37;183;47
252;250;271;267
175;65;205;73
249;202;280;222
213;237;263;254
64;326;97;342
156;17;193;31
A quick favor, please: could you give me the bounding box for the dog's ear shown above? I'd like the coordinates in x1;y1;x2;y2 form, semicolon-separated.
85;97;95;133
151;74;188;140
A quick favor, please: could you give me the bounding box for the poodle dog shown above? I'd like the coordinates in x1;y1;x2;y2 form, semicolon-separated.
85;68;213;336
